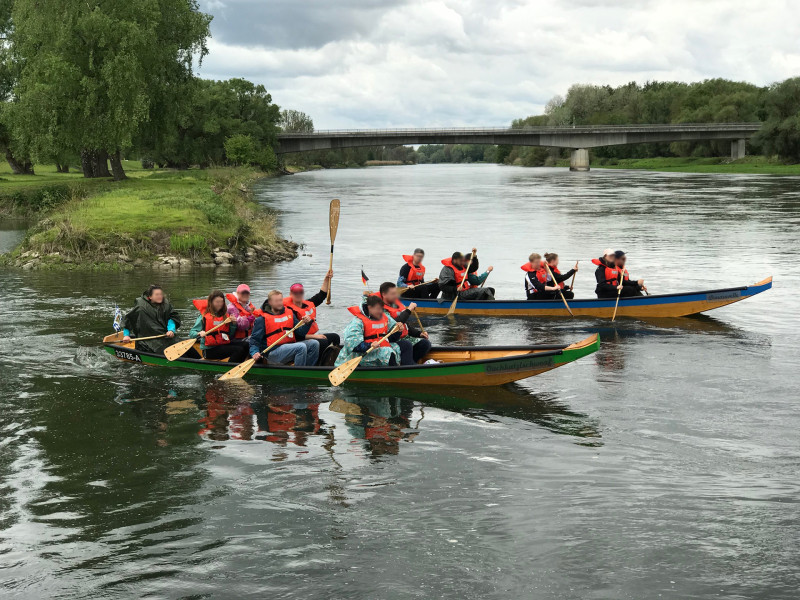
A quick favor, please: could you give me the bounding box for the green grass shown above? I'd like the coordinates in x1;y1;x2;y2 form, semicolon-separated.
589;156;800;174
3;166;290;268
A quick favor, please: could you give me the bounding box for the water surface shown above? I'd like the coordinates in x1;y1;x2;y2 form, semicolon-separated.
1;164;799;598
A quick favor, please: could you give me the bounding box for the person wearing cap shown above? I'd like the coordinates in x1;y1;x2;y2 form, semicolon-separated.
249;290;319;366
438;249;494;301
282;270;339;363
397;248;439;299
595;250;646;298
226;284;257;340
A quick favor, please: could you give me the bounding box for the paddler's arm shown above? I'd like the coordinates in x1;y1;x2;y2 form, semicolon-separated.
249;318;266;359
397;264;411;287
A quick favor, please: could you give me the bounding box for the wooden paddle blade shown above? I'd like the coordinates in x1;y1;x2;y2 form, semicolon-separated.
218;357;256;381
328;355;362;386
104;331;124;343
329;198;341;241
164;338;198;362
446;296;459;316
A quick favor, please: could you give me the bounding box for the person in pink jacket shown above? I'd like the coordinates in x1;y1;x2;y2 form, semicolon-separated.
226;284;257;340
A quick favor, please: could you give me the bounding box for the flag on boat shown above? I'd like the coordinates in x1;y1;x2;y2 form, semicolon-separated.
112;304;123;332
361;267;369;286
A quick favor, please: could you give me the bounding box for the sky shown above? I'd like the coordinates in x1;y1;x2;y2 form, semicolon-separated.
196;0;800;129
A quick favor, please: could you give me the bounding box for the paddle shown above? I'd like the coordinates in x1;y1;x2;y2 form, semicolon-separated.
399;278;438;295
446;249;476;316
326;199;340;305
328;324;400;387
479;270;491;288
570;260;579;291
611;268;625;322
126;333;169;343
218;320;306;381
164;317;232;362
412;309;427;336
544;262;574;317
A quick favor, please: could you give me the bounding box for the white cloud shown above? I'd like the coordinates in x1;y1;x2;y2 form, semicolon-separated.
197;0;800;128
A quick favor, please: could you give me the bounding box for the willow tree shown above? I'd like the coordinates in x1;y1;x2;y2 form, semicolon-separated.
10;0;210;179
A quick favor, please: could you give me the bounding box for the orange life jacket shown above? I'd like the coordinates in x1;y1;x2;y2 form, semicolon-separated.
192;298;208;312
260;308;296;347
603;265;629;286
225;293;255;339
283;296;319;334
402;255;426;285
370;292;409;338
203;311;232;347
442;258;471;290
348;305;390;347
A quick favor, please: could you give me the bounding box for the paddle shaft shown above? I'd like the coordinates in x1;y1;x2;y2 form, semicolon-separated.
412;310;427;335
399;278;438;294
570;261;579;290
364;324;401;356
126;333;169;342
257;320;305;358
544;262;574;317
611;268;625;322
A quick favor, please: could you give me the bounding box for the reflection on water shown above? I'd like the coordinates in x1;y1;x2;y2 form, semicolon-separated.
2;164;800;599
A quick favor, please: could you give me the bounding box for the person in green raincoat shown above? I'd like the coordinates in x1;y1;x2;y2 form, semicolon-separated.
334;295;403;367
122;284;182;354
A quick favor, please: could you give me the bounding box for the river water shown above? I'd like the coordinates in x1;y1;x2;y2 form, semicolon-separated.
1;163;799;599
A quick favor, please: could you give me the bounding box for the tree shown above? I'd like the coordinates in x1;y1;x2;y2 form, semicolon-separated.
0;1;34;175
224;134;255;166
280;109;313;133
10;0;211;179
754;77;800;162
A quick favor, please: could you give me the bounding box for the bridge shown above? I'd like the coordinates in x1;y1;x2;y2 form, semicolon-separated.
277;122;762;171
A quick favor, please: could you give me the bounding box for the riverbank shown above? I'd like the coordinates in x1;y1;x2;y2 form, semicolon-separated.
556;155;800;174
0;166;299;270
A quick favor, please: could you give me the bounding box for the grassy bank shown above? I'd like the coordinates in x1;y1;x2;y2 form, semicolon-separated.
569;156;800;174
1;166;298;270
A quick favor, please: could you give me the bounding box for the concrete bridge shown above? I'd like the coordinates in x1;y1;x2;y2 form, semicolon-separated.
277;123;762;171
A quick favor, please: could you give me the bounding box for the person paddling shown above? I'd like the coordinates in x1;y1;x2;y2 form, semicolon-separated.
122;284;181;354
190;290;249;362
226;284;256;340
334;295;404;368
522;253;561;300
593;248;617;297
369;282;432;365
439;250;494;301
463;251;495;297
249;290;319;366
398;248;439;299
596;250;646;298
282;270;340;363
543;252;577;300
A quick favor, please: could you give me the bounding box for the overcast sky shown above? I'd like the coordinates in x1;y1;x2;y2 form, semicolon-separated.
197;0;800;129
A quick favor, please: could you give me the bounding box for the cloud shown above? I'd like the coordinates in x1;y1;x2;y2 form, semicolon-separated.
197;0;800;128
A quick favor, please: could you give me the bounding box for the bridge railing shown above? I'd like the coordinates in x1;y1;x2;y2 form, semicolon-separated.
277;123;763;137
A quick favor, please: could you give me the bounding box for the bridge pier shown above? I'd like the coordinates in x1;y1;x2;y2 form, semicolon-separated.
731;138;746;160
569;148;590;172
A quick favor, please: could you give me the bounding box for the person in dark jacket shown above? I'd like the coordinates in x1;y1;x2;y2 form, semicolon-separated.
596;250;646;298
249;290;318;366
463;252;495;297
438;250;494;301
542;252;577;299
282;269;340;363
593;248;617;297
369;282;432;365
122;284;181;354
398;248;439;299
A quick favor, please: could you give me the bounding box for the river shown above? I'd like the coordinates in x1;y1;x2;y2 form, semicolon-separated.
1;163;799;598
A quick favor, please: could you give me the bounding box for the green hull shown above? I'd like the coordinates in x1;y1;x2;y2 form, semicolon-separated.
104;335;599;387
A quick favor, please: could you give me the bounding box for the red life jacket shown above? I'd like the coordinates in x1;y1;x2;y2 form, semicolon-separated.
192;298;208;312
370;292;409;338
521;263;548;295
203;311;232;347
546;264;566;289
283;296;319;334
603;265;629;286
225;293;255;339
260;308;296;347
348;305;390;347
442;258;471;290
402;255;426;285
